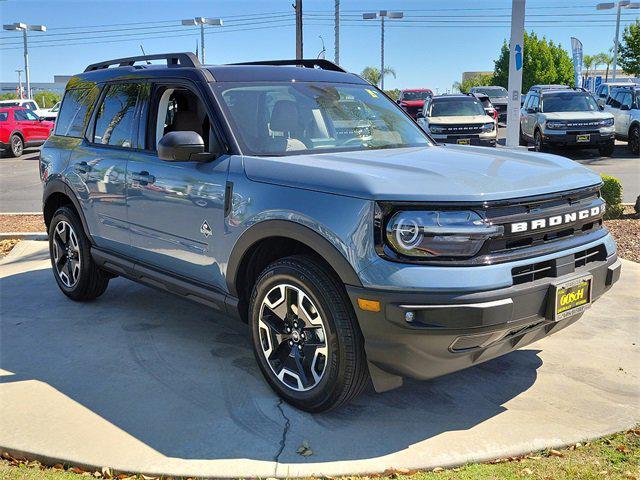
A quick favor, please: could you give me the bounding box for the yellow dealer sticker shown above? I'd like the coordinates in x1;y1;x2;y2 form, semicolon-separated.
365;88;379;98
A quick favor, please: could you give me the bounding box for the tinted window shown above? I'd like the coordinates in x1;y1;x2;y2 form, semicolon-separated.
0;101;20;107
25;102;37;110
14;109;39;121
402;91;431;101
621;92;633;108
55;87;100;137
471;87;507;98
0;112;7;122
541;92;598;112
428;97;486;117
92;83;140;147
530;95;539;110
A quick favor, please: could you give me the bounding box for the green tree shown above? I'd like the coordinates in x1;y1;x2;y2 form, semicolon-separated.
454;73;494;93
492;31;574;93
360;66;396;87
594;51;614;81
384;88;401;101
33;91;61;108
618;19;640;76
0;93;19;101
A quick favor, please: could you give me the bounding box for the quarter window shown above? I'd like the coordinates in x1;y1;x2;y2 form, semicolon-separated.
55;86;100;137
92;83;140;147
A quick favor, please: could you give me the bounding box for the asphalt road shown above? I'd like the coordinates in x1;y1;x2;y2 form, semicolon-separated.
0;141;638;213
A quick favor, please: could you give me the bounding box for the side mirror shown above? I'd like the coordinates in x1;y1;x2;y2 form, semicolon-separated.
38;117;45;122
158;131;211;162
396;99;401;104
620;104;631;111
599;104;605;111
526;107;537;114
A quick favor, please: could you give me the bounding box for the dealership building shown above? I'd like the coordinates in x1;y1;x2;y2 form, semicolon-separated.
0;75;72;97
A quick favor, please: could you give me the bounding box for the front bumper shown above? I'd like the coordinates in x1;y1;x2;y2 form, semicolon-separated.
431;133;496;147
542;128;614;146
347;253;621;391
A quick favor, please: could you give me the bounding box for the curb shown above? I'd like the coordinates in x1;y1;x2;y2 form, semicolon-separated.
0;212;42;216
0;232;47;240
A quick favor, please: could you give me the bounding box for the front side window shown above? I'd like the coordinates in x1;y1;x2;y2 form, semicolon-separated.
541;92;598;113
215;82;431;155
55;86;100;137
14;109;39;121
428;97;486;117
92;83;140;147
620;92;633;108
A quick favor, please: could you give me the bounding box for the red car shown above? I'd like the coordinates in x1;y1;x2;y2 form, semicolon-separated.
397;88;433;119
0;106;55;157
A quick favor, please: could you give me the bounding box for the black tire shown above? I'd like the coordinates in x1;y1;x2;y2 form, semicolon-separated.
598;140;615;157
519;129;528;147
629;125;639;155
9;134;23;158
249;255;369;412
48;206;110;301
534;129;547;153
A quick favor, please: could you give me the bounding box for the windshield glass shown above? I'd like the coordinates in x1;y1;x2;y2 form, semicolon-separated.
428;97;486;117
0;101;20;107
472;87;507;98
402;91;431;101
215;82;431;156
542;92;599;112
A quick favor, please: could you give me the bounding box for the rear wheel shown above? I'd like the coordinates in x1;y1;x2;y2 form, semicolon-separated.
598;140;615;157
629;125;639;155
534;129;547;153
49;206;110;301
519;129;528;147
9;134;23;158
249;255;369;412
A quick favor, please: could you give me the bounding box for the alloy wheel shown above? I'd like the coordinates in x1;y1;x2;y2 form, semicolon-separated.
258;283;328;392
52;220;81;288
11;136;23;157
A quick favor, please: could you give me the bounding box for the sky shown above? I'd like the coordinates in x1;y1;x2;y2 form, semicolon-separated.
1;0;638;92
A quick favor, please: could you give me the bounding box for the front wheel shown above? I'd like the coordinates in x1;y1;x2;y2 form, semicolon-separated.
629;125;639;155
249;255;369;412
9;134;23;158
598;140;615;157
534;130;547;153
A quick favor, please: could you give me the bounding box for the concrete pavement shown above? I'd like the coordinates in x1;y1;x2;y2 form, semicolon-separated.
0;241;638;478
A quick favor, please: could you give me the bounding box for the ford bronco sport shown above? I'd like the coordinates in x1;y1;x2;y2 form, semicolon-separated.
41;53;621;412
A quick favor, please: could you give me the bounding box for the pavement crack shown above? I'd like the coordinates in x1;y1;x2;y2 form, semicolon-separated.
274;399;291;462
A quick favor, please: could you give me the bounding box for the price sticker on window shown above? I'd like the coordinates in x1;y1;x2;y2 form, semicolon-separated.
365;89;379;98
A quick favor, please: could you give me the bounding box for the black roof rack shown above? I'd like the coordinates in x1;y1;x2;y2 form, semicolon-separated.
229;59;347;73
84;52;200;72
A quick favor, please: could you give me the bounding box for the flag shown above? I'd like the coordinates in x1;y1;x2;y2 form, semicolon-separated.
571;37;583;89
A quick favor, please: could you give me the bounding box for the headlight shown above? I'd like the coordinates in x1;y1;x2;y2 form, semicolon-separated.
599;118;614;127
546;121;565;129
481;122;495;132
385;210;503;259
428;124;444;134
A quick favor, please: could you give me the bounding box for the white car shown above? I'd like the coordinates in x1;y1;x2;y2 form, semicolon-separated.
41;101;61;122
595;81;639;108
417;94;497;147
605;86;640;154
0;98;48;117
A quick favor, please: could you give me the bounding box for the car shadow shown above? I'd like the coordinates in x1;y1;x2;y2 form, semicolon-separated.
0;266;543;464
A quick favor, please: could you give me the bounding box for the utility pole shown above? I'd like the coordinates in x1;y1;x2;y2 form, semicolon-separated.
596;1;640;81
3;23;46;100
15;70;23;99
505;0;526;148
295;0;303;59
180;17;223;64
334;0;340;64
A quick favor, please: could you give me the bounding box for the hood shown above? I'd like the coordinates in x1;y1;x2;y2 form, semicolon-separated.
543;111;614;121
243;145;601;202
400;100;426;107
427;115;493;125
488;97;508;106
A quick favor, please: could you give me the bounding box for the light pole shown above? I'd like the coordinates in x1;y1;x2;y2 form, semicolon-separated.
363;10;403;90
596;1;640;80
3;22;46;100
181;17;223;64
15;70;23;99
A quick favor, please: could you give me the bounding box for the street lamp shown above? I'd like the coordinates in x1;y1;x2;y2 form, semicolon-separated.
2;22;46;100
595;1;640;80
362;10;403;90
181;17;223;64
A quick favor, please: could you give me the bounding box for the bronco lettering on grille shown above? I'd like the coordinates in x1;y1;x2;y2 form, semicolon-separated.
510;204;605;233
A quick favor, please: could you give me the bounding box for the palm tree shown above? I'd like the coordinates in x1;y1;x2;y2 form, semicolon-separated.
360;66;396;87
583;54;595;84
596;51;614;81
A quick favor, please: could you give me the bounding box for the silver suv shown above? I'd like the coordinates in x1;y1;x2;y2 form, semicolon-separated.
605;86;640;154
520;88;615;156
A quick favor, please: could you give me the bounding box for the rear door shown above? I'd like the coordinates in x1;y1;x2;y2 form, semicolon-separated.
13;109;48;141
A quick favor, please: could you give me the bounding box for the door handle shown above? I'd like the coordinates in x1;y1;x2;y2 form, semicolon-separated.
74;161;91;174
130;171;156;185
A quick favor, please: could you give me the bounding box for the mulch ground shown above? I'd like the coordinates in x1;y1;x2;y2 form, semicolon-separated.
0;211;638;262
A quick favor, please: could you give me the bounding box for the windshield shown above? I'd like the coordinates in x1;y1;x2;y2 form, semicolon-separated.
402;91;431;101
472;87;507;98
542;92;599;112
215;82;431;156
0;101;20;107
428;97;486;117
51;102;60;112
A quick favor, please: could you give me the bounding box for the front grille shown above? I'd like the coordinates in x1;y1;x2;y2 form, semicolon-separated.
512;244;607;285
553;120;603;130
437;124;483;134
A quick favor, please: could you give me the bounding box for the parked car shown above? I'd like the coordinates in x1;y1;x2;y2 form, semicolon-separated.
469;86;508;124
605;86;640;154
527;84;570;94
41;53;620;412
520;88;615;156
41;101;61;122
472;92;499;123
0;106;55;157
417;94;497;146
0;98;49;117
397;88;433;119
595;81;639;108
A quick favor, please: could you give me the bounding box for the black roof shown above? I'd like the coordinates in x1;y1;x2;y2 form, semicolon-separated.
73;52;367;86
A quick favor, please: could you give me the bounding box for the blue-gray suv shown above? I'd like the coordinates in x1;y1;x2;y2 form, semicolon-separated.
40;53;621;411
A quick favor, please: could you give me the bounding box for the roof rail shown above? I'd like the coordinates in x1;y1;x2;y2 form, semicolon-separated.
84;52;200;72
229;59;347;73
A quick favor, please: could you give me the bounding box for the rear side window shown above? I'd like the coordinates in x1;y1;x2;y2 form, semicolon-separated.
14;109;39;121
25;102;37;110
0;112;7;122
92;83;140;147
55;87;100;137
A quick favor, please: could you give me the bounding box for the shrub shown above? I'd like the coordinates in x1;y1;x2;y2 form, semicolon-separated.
601;174;624;219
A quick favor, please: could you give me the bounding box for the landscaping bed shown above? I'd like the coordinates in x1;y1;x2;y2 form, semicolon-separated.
0;214;46;233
